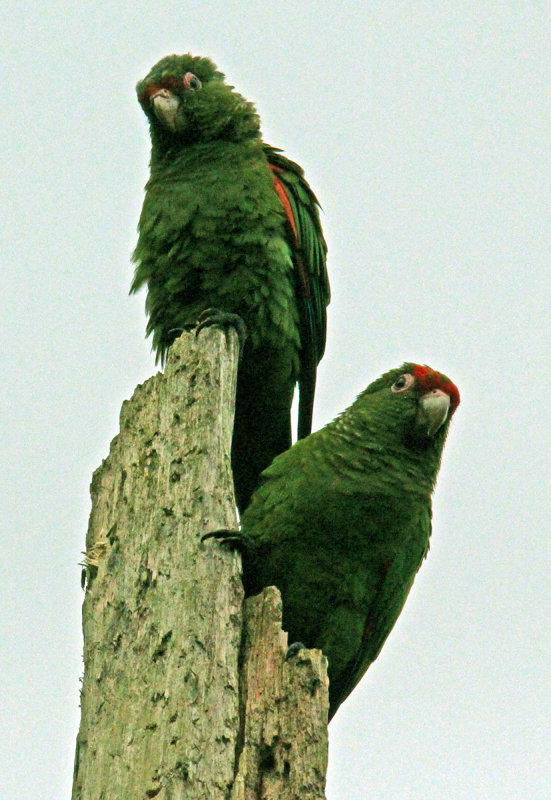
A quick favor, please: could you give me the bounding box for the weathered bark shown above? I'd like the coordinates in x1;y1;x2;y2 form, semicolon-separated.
233;588;329;800
72;328;328;800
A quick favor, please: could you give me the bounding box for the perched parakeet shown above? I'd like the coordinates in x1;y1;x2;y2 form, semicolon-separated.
131;54;329;512
211;363;460;720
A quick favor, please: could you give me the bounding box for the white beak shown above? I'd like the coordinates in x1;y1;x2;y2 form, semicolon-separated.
151;89;180;132
418;389;450;436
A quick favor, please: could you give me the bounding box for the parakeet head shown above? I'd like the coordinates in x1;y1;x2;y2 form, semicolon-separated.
356;362;460;454
137;54;261;152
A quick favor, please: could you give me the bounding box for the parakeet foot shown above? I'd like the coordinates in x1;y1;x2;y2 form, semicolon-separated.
195;308;247;359
168;324;196;336
201;528;255;556
286;642;307;659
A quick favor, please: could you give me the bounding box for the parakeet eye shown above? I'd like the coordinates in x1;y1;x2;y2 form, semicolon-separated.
183;72;202;91
391;373;415;393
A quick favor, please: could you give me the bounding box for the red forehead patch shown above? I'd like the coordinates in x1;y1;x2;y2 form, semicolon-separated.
138;75;181;105
412;365;460;414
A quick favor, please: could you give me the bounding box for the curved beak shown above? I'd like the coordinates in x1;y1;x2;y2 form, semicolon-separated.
417;389;450;436
151;88;180;132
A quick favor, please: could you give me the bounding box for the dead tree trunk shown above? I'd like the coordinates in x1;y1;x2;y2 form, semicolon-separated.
72;328;329;800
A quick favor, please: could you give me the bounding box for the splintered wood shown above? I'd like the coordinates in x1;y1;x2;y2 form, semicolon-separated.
72;328;328;800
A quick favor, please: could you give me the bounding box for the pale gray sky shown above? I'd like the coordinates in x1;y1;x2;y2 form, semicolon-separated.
2;2;550;798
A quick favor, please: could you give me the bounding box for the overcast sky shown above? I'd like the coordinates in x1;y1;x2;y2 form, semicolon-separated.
2;2;550;798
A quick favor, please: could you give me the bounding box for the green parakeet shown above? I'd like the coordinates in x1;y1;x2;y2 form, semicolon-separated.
214;363;460;720
130;54;329;513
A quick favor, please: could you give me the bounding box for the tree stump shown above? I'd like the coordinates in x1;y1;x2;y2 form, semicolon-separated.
72;328;329;800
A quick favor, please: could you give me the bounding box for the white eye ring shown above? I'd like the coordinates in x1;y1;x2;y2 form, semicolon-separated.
391;373;415;393
183;72;202;91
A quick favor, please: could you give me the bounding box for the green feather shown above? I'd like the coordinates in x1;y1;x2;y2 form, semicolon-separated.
239;363;460;720
131;54;329;511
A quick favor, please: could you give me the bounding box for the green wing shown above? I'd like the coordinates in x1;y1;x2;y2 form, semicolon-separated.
326;506;432;719
265;144;330;438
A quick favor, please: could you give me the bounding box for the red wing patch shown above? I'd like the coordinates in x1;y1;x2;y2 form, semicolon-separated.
269;164;299;245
